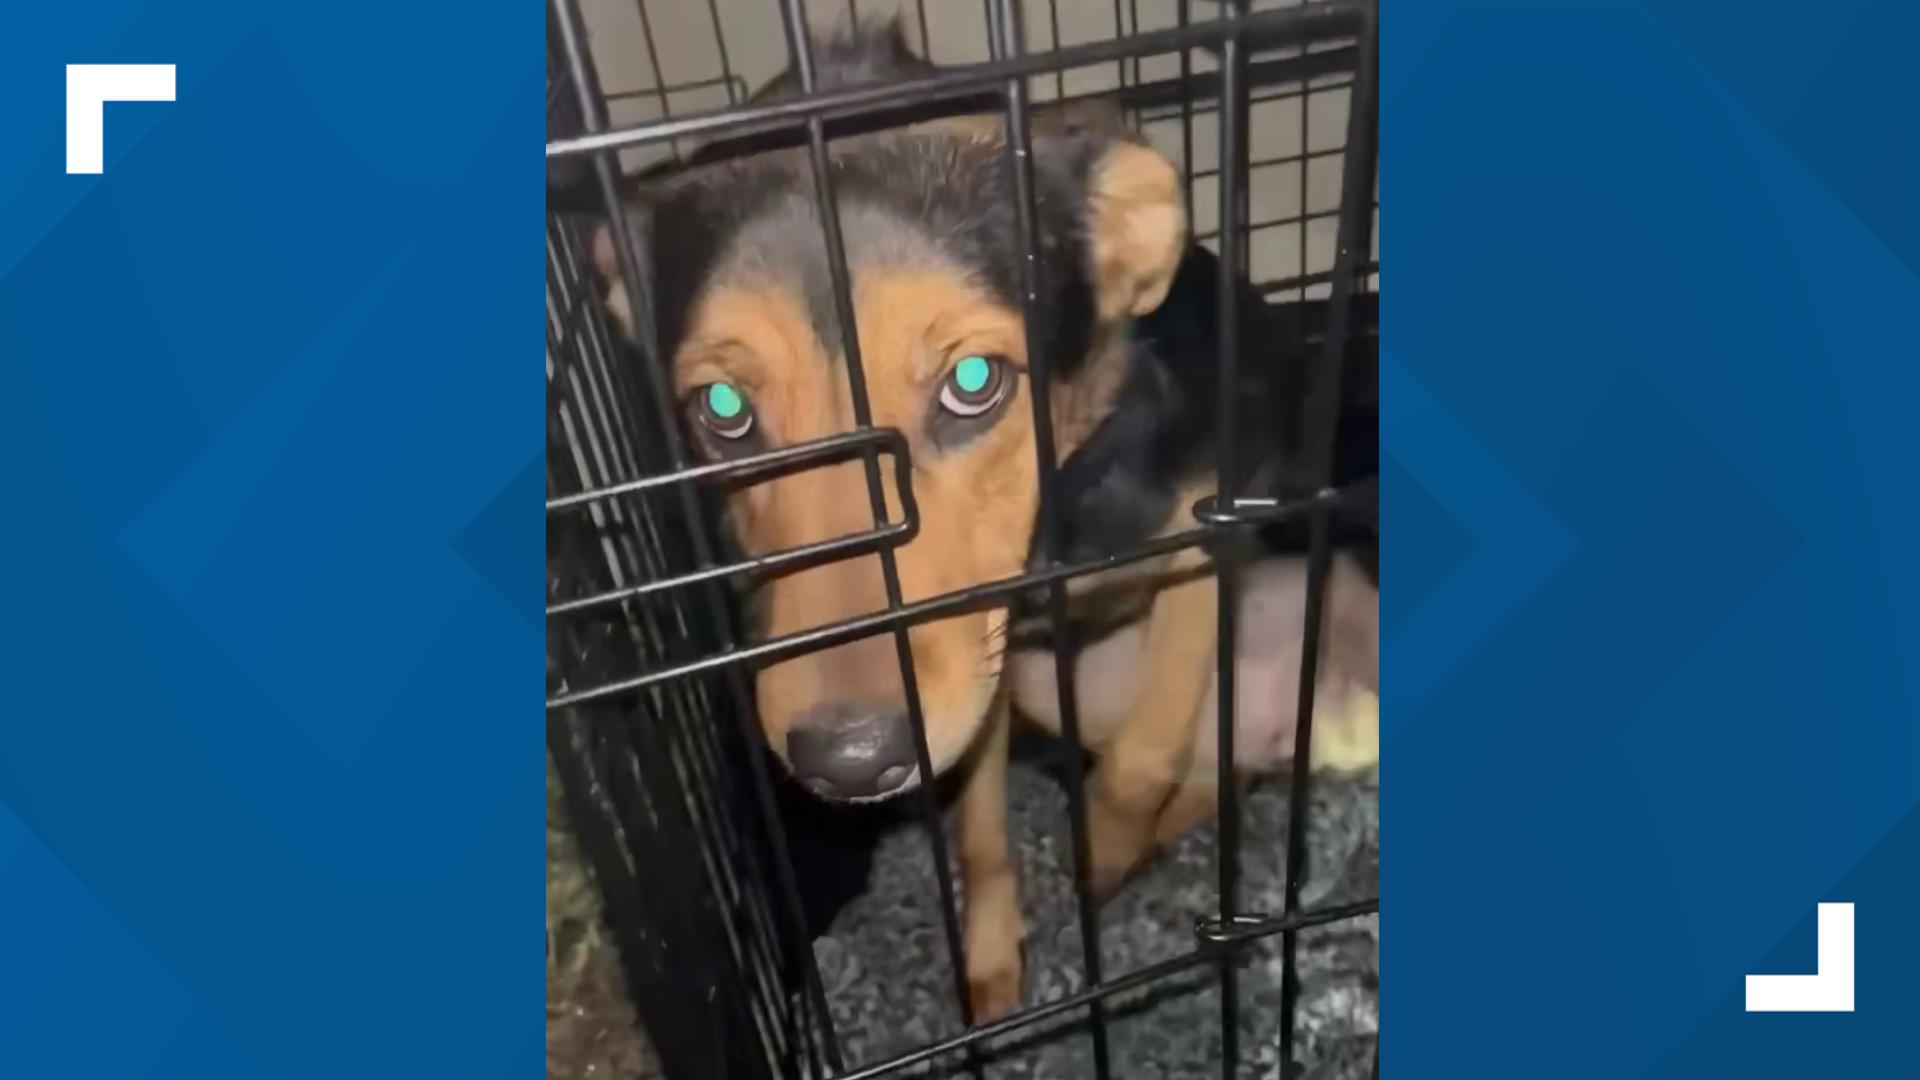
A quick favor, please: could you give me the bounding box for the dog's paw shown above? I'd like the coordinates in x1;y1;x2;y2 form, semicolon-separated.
1309;686;1380;774
966;947;1024;1022
964;876;1026;1022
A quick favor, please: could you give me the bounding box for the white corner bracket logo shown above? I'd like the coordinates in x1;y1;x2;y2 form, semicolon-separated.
1745;902;1855;1013
66;64;176;174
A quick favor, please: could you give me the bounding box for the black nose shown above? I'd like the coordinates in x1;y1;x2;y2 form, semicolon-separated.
786;706;918;800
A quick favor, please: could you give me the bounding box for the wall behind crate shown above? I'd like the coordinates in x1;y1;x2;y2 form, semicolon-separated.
576;0;1377;299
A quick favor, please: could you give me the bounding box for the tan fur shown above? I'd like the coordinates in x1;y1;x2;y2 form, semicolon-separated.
646;132;1214;1023
676;272;1041;777
1058;477;1225;897
1083;543;1221;898
1006;553;1382;908
1011;551;1381;775
1087;141;1187;320
956;696;1022;1019
1153;767;1231;848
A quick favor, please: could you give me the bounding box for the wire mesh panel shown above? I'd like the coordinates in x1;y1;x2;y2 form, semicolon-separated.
546;203;808;1080
573;0;1378;298
546;2;1379;1077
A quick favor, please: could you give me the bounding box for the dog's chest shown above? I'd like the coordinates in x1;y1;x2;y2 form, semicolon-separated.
1005;619;1148;749
1001;554;1382;775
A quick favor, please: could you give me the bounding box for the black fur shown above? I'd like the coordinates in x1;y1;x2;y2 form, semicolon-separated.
578;19;1380;629
560;19;1379;948
635;131;1104;385
598;23;1379;575
1050;245;1378;558
1007;242;1379;650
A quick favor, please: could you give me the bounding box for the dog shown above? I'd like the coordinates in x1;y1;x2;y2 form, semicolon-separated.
568;21;1379;1022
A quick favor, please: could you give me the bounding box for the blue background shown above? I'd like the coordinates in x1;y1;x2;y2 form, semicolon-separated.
0;2;542;1077
4;0;1917;1077
1385;2;1920;1078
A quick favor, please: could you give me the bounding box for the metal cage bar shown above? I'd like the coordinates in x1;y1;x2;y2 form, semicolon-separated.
545;429;919;617
624;0;680;160
1177;0;1197;232
547;3;1367;158
698;0;740;106
1210;6;1252;1072
550;480;1371;709
770;0;982;1049
550;23;814;1076
548;311;796;1076
1276;13;1379;1072
838;899;1376;1080
550;0;845;1069
989;0;1113;1073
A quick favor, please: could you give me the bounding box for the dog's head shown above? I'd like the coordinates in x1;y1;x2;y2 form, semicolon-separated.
591;124;1184;801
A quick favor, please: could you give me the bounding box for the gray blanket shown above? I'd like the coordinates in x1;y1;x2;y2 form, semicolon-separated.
813;762;1380;1079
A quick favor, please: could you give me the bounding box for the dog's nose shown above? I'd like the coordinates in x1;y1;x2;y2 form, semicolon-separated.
786;706;918;799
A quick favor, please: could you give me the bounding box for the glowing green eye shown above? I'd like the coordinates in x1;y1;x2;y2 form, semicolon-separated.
695;381;754;440
939;355;1008;418
953;356;992;395
706;382;744;419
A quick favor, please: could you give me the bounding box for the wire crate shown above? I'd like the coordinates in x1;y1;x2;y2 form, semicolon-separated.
546;1;1378;1077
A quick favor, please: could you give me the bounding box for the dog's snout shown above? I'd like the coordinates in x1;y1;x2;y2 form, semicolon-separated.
786;706;918;800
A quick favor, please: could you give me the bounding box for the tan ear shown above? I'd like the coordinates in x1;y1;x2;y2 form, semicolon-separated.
589;223;636;342
1085;139;1186;320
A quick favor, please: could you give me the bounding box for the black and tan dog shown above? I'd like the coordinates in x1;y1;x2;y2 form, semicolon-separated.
573;23;1378;1021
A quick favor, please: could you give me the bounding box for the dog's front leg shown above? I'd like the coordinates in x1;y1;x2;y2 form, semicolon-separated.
958;697;1024;1022
1085;545;1218;899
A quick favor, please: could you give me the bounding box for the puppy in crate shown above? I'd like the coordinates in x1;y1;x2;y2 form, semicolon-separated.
565;21;1378;1021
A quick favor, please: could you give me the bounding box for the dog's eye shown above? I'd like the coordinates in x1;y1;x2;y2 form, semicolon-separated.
937;355;1010;418
693;381;755;439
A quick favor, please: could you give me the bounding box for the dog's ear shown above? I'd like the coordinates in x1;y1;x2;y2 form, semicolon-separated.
1068;136;1187;322
547;152;633;336
543;197;646;346
586;220;638;343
